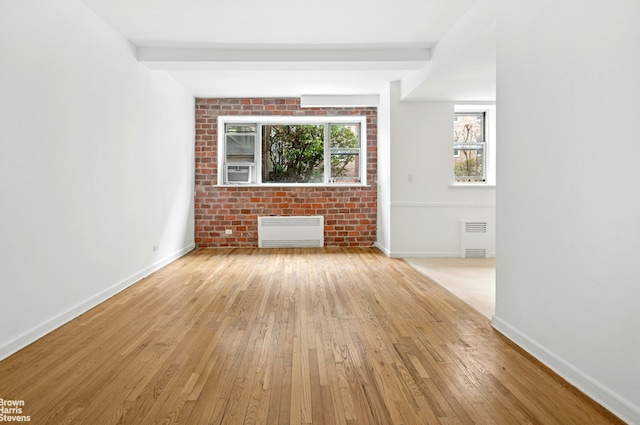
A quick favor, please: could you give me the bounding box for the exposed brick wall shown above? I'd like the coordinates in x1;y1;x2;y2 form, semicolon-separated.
195;98;377;247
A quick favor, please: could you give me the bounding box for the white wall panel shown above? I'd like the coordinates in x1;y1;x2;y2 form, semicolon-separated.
0;0;195;359
388;82;496;256
495;1;640;422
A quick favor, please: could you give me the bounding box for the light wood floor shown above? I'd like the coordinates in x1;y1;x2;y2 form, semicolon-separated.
0;248;622;425
404;257;496;319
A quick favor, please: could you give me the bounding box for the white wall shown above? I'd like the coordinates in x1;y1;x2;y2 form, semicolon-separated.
494;1;640;423
375;84;392;255
0;0;195;359
389;82;496;257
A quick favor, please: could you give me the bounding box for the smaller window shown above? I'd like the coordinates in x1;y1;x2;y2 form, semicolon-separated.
224;124;256;184
329;124;361;183
454;112;486;182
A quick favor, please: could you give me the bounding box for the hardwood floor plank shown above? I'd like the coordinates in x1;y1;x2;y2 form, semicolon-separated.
0;248;624;425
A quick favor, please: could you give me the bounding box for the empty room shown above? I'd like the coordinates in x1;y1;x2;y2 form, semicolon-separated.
1;0;638;424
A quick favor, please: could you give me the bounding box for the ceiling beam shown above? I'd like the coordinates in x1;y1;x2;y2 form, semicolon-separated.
137;46;430;71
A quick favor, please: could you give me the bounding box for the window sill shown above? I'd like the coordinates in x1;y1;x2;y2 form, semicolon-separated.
218;183;371;188
449;182;496;188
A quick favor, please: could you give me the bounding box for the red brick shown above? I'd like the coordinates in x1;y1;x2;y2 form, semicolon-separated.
194;97;377;248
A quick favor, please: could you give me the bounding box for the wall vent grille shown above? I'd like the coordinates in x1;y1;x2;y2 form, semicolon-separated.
465;221;487;233
258;216;324;248
460;220;490;258
465;248;488;258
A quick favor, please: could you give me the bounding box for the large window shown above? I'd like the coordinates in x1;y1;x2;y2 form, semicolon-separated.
453;105;496;185
219;116;366;185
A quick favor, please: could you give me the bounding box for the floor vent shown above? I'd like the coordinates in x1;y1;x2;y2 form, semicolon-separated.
258;216;324;248
460;220;490;258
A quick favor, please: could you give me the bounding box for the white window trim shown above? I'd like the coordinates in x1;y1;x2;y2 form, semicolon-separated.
217;115;368;187
451;104;496;187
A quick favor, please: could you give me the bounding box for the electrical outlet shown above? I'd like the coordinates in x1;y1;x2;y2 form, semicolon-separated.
153;244;159;252
225;229;232;235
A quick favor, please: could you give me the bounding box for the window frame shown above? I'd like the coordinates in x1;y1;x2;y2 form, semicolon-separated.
218;115;368;187
452;105;496;186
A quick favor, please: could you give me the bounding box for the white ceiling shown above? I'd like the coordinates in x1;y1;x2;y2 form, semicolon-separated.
80;0;496;101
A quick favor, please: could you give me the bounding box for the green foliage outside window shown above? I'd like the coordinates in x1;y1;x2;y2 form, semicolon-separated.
262;124;359;183
330;125;359;180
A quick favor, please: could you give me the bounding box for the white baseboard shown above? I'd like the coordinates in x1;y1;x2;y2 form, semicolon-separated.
388;251;496;259
372;243;497;260
0;243;195;361
492;315;640;425
389;251;459;258
373;242;391;256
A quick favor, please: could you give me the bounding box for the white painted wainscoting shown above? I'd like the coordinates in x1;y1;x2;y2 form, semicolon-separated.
389;202;495;258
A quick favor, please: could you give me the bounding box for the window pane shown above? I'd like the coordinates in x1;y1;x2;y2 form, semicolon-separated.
330;124;360;182
261;124;324;183
226;134;255;162
454;112;485;182
454;143;485;181
225;124;256;164
226;124;256;133
454;113;484;142
331;151;360;182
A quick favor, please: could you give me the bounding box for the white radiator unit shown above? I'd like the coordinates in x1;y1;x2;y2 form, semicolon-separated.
258;216;324;248
460;220;490;258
